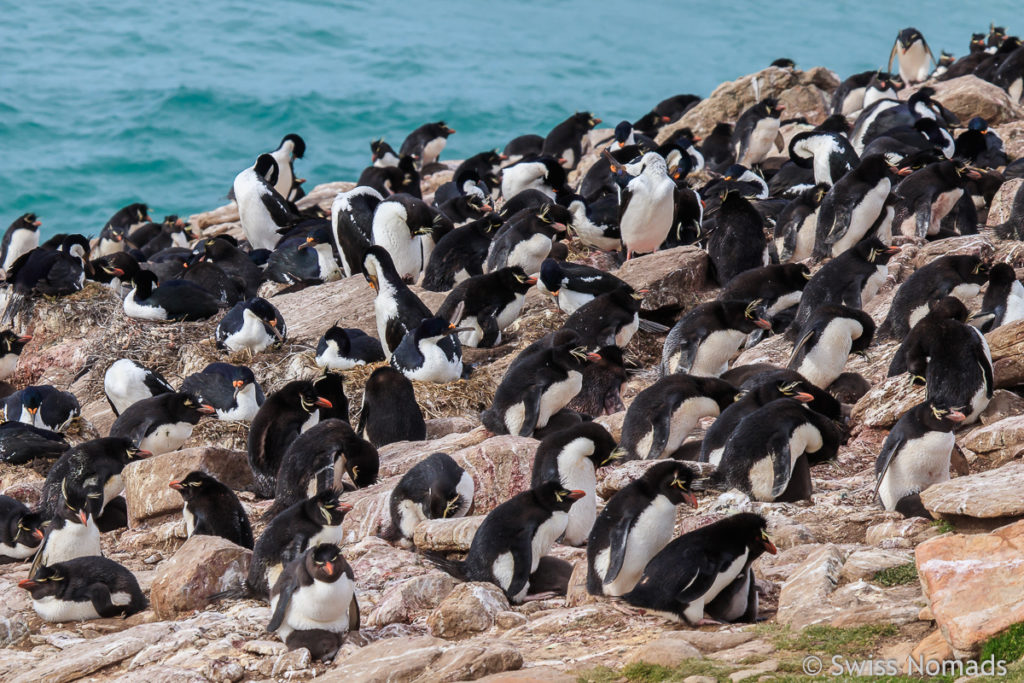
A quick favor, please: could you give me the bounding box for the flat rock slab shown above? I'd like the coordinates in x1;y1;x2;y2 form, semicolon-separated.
921;461;1024;519
916;519;1024;655
614;246;709;311
322;634;522;682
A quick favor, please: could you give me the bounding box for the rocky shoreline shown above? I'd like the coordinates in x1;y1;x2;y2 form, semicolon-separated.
2;59;1024;683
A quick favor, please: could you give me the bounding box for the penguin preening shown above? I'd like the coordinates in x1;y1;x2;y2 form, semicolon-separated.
734;99;785;166
0;495;44;562
788;305;875;389
385;452;474;547
661;300;771;377
103;358;174;417
357;366;426;447
233;154;299;251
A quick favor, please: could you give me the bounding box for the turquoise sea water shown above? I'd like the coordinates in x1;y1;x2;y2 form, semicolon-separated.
2;1;1019;238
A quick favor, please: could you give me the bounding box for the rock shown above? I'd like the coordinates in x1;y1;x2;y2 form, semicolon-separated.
683;677;716;683
297;180;357;212
729;659;779;682
995;121;1024;160
190;202;239;231
427;582;510;638
825;581;923;628
414;516;484;552
149;535;251;618
475;668;575;682
777;544;849;628
765;510;817;549
596;459;715;499
614;246;709;311
979;389;1024;426
921;460;1024;520
0;612;29;648
865;517;941;549
916;519;1024;655
930;76;1024;125
367;571;458;627
626;635;703;667
425;416;477;439
674;631;757;652
987;319;1024;389
122;446;253;527
376;428;491;478
564;559;598;608
840;548;914;582
344;536;429;591
272;275;378;342
706;638;775;662
323;635;522;682
592;410;626;442
987;178;1024;228
909;233;995;269
911;630;953;664
778;84;831;124
494;611;527;629
962;414;1024;465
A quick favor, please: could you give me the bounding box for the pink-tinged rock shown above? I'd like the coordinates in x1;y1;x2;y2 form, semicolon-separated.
366;571;458;627
916;519;1024;655
376;427;491;479
297;180;357;212
988;178;1024;228
122;446;253;527
930;76;1024;125
920;461;1024;520
425;416;478;439
343;536;431;592
322;634;522;682
614;246;709;311
851;375;926;429
272;275;378;342
414;516;484;552
427;582;510;638
149;535;251;618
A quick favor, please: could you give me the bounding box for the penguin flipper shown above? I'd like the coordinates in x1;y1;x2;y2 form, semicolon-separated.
505;529;534;601
972;332;995;398
603;513;638;584
873;432;905;503
647;412;673;460
267;572;298;633
823;200;853;248
765;433;796;501
673;565;721;622
88;583;128;618
787;330;816;368
914;198;933;239
348;592;361;632
518;386;544;437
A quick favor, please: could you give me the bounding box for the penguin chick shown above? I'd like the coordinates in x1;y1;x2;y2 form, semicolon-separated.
384;452;473;547
170;471;253;549
19;556;147;622
268;543;359;662
623;512;776;625
587;461;697;596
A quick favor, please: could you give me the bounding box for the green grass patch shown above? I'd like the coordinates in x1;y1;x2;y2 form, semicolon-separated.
981;622;1024;663
931;519;955;534
873;563;918;587
577;659;735;683
760;623;899;657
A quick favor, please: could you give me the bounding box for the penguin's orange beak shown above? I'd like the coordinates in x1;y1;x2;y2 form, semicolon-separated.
78;510;89;525
885;245;901;254
315;397;333;409
683;492;698;508
897;166;914;176
525;276;537;285
112;267;125;276
795;392;815;403
17;579;35;589
948;411;966;423
135;449;153;458
754;318;772;330
198;404;217;415
324;561;335;576
661;115;671;122
17;335;32;343
169;480;184;490
339;502;354;512
586;352;603;361
233;380;243;389
568;490;586;501
763;539;778;554
32;528;43;540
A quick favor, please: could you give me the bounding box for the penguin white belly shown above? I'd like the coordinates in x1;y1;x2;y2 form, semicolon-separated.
501;164;546;199
33;596;102;622
749;456;778;501
316;345;362;371
603;495;676;596
840;87;866;116
741;119;780;165
768;291;803;318
789;211;818;262
536;371;583;428
0;353;18;381
1004;282;1024;325
141;421;194;455
690;329;747;377
860;265;888;306
666;397;720;453
899;42;932;83
531;510;568;574
878;431;954;510
861;88;890;111
620;180;674;254
949;282;982;304
223;315;274;354
4;230;38;271
457;317;483;348
908;304;931;330
492;551;517;596
495;296;526;331
272;576;356;639
455;471;475;517
314;244;342;282
559;448;597;546
373;217;420;283
797;318;862;388
218;383;260;422
403;341;461;383
235;180;282;251
418;137;446;166
503;402;526;436
558;289;594;315
373;281;401;359
682;549;748;624
102;473;123;511
874;206;895;245
104;360;156;413
713;567;754;622
308;522;346;548
615;313;640;348
41;520;101;565
790;422;824;459
123;290;168;321
271;147;295;197
931;189;963;228
507;233;553;275
183;503;196;536
300;410;320;434
707;446;725;467
0;541;37;559
833;179;890;256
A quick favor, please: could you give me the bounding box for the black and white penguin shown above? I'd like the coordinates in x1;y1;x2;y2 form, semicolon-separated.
888;28;935;85
110;392;214;455
503;134;544;164
400;121;456;168
357;366;426;447
537;259;630;316
268;544;359;662
718;263;811;333
123;271;221;322
610;120;655;152
531;423;618;546
436;267;534;347
619;375;739;461
542;112;601;169
707;190;769;285
616;152;676;258
788;131;859;186
978;262;1024;331
879;254;989;339
356;152;420;197
0;213;41;273
485;203;572;276
561;286;643;348
19;556;147;622
501;156;568;199
0;495;44;563
371;194;441;283
248;380;332;498
701;122;735;173
215;297;286;356
623;513;776;625
774;185;828;263
390;317;465;383
891;161;980;239
265;225;341;285
385;452;474;547
181;362;264;422
710;398;844;502
371;138;400;167
633;94;700;136
88;251;140;294
170;471;253;548
2;235;90;325
34;479;102;570
268;133;306;198
330;186;381;277
567;345;628;417
587;461;697;596
437;481;583;602
888;297;993;424
812;155;893;259
271;420;377;517
192;237;262;299
314;326;385;370
233;154;299;250
95;203;149;257
830;71;881;117
362;246;432;359
421;212;504;291
0;421;69;466
788;305;875;389
248;490;350;599
734;99;785;166
103;358;174;417
874;400;964;518
789;238;900;339
481;333;593;436
0;330;31;381
661;300;771;377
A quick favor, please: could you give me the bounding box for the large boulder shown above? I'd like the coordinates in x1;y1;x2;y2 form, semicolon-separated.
427;582;510;638
987;178;1024;228
149;535;251;618
921;460;1024;521
916;519;1024;656
930;76;1024;125
367;571;458;627
414;516;485;552
614;246;709;312
961;414;1024;465
987;319;1024;388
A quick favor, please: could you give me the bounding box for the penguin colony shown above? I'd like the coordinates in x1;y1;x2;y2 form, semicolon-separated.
2;22;1024;668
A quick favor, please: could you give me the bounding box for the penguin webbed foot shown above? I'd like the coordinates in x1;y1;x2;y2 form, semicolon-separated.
693;617;724;627
908;373;926;387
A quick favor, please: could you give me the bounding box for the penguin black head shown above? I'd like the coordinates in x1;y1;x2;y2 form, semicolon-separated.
536;202;572;231
571;112;601;130
172;392;216;421
370;138;393;162
12;213;41;231
13;510;45;549
18;564;68;598
970;33;987;51
306;543;346;582
769;379;816;403
296;225;334;252
169;470;223;500
129;270;160;298
897;28;925;49
90;252;141;284
243;298;285;340
539;258;564;295
770;57;795;68
362;246;400;292
61;235;91;261
287;381;332;414
0;330;32;357
614;121;633;146
532;481;585;512
254;154;280;187
733;298;773;331
723;512;777;556
319;326;353;356
39;391;81;432
937;51;954;67
927;296;969;323
465;192;492;214
988;262;1017;287
60;477;102;524
280;133;306;159
758;98;784;119
496;266;537;294
305;488;353;526
413;317;462;344
815;114;851;135
852;238;900;264
988;25;1006;47
644;461;699;508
